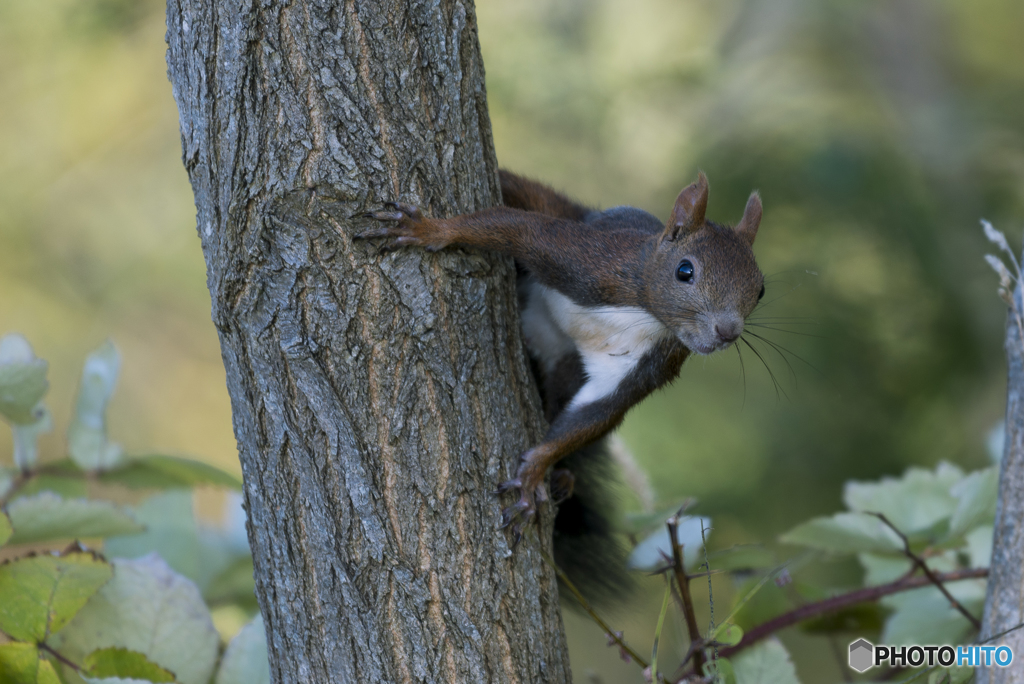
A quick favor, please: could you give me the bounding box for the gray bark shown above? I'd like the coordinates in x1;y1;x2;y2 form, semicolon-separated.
980;277;1024;684
164;1;572;682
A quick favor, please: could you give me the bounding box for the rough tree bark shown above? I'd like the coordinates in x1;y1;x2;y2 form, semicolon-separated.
164;1;572;682
980;277;1024;684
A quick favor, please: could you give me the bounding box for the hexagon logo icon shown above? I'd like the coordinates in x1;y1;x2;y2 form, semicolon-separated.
849;638;874;673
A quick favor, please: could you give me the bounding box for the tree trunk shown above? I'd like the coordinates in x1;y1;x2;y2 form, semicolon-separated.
164;2;572;682
979;274;1024;684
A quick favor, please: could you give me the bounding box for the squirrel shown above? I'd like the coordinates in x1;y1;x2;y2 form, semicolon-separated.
356;169;765;597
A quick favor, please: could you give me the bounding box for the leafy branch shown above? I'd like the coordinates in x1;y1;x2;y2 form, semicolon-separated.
717;567;988;659
0;335;262;684
868;512;981;629
562;454;996;684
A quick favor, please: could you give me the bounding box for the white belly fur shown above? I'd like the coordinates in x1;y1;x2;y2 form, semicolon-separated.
520;280;669;410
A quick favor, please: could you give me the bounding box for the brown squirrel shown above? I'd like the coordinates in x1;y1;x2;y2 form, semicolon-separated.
357;170;764;594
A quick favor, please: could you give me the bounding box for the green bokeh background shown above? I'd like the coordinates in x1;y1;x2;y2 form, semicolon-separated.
1;0;1021;680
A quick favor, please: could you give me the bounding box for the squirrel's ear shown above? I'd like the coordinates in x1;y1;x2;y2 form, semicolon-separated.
664;171;709;241
735;192;762;246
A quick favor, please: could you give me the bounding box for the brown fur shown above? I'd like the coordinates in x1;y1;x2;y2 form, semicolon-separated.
357;170;765;541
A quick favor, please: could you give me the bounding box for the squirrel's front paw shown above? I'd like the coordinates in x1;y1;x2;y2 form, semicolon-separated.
495;479;537;547
354;202;450;251
495;455;549;546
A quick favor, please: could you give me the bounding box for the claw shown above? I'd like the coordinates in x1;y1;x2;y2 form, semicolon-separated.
494;477;522;494
354;227;405;240
376;242;405;254
384;201;422;218
500;500;531;528
370;210;405;222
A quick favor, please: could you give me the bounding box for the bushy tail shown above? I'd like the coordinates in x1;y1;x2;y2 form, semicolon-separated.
553;440;634;607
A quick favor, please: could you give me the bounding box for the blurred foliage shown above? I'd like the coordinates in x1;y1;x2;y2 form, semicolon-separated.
480;0;1024;537
1;0;1022;681
0;336;266;684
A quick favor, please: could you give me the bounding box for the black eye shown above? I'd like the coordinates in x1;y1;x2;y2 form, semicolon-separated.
758;284;765;301
676;260;694;282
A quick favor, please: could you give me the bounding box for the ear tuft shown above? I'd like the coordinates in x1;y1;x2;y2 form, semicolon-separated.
663;171;709;241
736;191;762;246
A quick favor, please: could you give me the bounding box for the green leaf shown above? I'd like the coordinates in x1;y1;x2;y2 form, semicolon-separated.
49;555;220;684
0;548;112;642
0;511;12;547
99;455;242;491
102;491;239;595
732;639;800;684
215;615;270;684
7;493;143;545
717;623;744;647
83;647;175;683
965;526;993;568
0;642;62;684
68;342;123;470
860;548;963;589
780;512;903;554
843;463;963;536
881;583;983;645
0;334;49;426
18;475;89;500
948;466;998;539
703;656;736;684
859;552;913;585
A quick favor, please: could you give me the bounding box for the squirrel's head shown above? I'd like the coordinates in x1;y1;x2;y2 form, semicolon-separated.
644;172;764;355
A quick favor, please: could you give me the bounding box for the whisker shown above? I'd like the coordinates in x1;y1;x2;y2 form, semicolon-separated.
744;331;798;388
734;342;747;410
746;315;818;323
746;323;826;339
741;337;787;402
743;330;830;384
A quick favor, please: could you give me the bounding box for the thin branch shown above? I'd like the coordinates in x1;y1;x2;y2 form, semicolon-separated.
666;515;704;675
716;567;988;659
699;519;718;673
39;642;81;672
0;470;32;509
535;545;671;683
869;512;981;629
0;462;84;509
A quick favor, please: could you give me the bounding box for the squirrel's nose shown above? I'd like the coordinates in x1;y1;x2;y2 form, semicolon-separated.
715;323;741;343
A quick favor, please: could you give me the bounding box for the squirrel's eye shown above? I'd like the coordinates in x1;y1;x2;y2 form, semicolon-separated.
758;285;765;301
676;260;694;282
